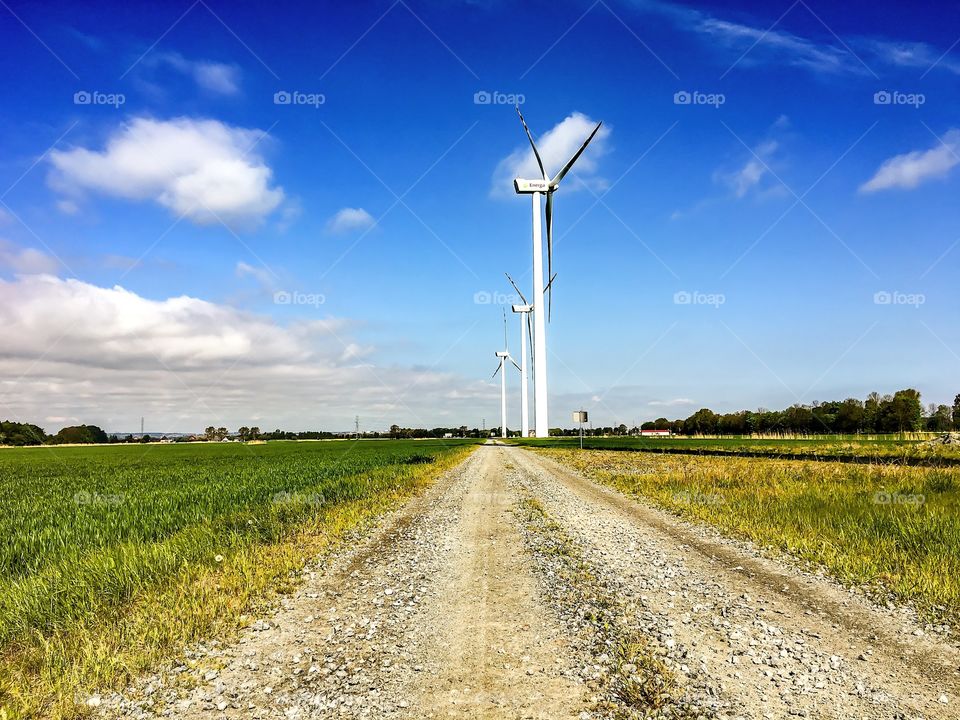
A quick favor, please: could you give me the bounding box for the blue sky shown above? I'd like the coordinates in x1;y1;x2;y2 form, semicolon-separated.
1;0;959;432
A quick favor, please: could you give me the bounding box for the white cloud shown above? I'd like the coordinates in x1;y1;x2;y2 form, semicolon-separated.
633;0;960;77
326;207;375;234
491;112;610;197
0;240;61;275
276;199;302;232
697;17;852;74
56;199;79;215
153;52;241;95
0;275;488;432
716;139;778;198
48;117;284;226
858;39;960;76
648;398;694;407
101;254;142;271
235;260;276;291
859;130;960;193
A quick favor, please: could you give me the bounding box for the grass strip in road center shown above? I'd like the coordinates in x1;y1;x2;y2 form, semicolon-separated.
516;495;707;719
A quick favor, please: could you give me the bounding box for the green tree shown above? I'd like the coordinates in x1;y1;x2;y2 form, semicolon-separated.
954;394;960;430
204;426;216;441
863;392;881;432
683;408;719;435
238;426;250;441
51;425;108;444
879;389;922;432
928;405;954;432
834;398;865;434
783;405;814;434
0;420;48;446
250;426;260;440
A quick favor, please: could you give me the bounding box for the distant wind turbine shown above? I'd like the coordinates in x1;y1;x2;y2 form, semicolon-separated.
512;106;603;438
492;309;521;439
506;272;532;438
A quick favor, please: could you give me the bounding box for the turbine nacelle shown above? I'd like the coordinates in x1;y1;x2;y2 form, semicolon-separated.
513;178;551;194
495;350;510;358
511;303;533;313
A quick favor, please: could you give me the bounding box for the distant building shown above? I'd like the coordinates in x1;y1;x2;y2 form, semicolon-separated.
640;429;671;437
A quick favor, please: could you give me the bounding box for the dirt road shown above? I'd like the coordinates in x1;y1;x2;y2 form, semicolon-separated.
103;444;959;719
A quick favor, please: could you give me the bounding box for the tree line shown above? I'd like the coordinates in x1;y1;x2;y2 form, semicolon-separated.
0;421;487;446
0;422;109;446
3;390;954;447
637;389;958;436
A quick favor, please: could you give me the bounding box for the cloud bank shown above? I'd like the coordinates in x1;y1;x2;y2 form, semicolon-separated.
0;275;489;432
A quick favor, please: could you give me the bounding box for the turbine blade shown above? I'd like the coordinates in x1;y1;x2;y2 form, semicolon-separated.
526;313;534;360
544;272;558;321
545;191;554;321
516;106;546;180
504;272;528;306
510;357;521;372
550;120;603;187
492;363;501;378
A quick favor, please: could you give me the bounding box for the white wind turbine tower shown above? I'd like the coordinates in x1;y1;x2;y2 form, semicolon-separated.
506;272;533;438
492;310;520;439
513;107;603;438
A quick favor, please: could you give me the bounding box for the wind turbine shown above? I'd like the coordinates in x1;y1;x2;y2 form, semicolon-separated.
506;272;533;438
492;310;520;439
513;107;603;438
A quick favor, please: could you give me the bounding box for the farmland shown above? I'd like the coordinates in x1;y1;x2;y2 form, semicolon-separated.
0;439;477;719
515;433;960;464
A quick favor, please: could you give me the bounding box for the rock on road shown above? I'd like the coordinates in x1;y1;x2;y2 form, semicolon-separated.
103;443;960;720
